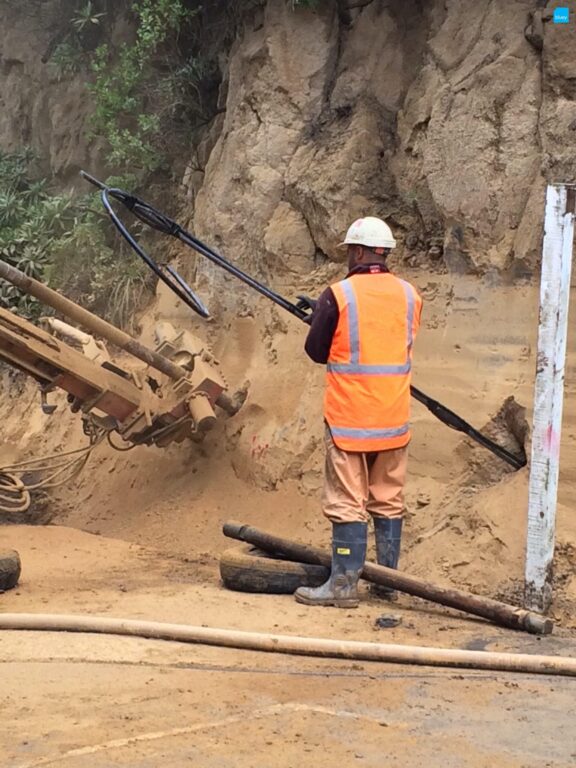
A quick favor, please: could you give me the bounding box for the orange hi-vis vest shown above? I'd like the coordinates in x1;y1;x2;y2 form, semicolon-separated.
325;272;422;452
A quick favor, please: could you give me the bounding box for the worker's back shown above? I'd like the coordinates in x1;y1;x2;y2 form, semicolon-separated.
325;271;422;452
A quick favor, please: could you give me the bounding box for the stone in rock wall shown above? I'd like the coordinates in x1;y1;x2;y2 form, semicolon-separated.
395;0;544;273
264;201;316;272
540;4;576;182
193;0;339;280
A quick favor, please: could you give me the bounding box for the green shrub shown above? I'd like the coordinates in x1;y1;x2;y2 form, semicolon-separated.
50;40;84;79
0;148;152;329
89;0;197;172
48;0;107;79
48;1;215;173
0;148;75;317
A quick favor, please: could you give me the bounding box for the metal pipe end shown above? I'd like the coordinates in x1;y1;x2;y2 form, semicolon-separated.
523;612;554;635
222;521;248;540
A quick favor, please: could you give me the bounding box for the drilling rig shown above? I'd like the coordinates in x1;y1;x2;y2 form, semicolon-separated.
0;261;245;449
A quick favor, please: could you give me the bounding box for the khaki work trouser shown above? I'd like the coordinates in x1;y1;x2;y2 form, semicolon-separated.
321;426;408;523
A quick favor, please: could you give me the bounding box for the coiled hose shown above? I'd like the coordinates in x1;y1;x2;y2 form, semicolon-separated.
0;431;106;514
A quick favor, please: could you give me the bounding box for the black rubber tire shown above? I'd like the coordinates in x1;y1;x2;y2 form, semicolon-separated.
0;550;21;592
220;544;329;594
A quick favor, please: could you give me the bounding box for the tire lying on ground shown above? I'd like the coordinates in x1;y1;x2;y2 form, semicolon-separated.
220;544;329;594
0;550;21;592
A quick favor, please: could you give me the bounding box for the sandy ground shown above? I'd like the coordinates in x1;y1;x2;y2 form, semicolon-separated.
2;273;576;765
2;525;576;768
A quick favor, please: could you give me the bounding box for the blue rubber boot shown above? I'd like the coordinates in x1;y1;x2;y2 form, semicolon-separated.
294;522;367;608
372;517;403;600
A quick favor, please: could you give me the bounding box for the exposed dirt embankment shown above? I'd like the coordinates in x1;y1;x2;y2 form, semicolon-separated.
1;0;576;622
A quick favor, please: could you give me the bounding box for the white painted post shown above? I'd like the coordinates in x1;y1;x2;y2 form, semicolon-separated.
525;184;576;613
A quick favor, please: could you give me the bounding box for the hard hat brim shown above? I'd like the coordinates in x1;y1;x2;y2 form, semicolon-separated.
338;239;396;249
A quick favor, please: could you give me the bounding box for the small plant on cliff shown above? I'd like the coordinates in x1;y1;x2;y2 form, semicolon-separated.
72;1;106;34
50;40;84;78
48;0;107;79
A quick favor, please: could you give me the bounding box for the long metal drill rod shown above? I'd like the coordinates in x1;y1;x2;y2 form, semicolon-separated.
223;522;553;636
0;260;186;382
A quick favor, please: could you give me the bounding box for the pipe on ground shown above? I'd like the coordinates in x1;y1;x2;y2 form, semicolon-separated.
223;522;553;636
0;613;574;677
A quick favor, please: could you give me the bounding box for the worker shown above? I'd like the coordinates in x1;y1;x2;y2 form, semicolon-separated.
294;216;422;608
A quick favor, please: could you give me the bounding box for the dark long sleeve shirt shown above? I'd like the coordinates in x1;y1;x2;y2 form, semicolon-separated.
304;263;391;364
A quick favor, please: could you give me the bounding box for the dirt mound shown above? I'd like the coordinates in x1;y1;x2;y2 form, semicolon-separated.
456;396;529;487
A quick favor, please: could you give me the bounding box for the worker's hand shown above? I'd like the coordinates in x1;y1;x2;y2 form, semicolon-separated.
295;295;317;324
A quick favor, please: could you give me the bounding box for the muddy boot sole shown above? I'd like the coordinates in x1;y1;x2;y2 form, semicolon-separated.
294;592;360;608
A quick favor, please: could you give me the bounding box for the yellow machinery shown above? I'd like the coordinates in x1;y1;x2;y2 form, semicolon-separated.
0;261;245;449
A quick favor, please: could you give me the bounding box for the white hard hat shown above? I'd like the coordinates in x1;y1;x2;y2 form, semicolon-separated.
339;216;397;249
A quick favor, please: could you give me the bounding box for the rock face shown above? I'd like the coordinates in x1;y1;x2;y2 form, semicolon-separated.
192;0;575;278
0;1;102;182
2;0;574;274
186;0;576;492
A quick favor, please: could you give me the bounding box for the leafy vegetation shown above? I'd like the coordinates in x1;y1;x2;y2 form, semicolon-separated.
0;148;74;318
48;1;223;174
47;1;206;172
25;1;214;326
50;40;84;79
0;148;151;328
8;0;319;330
88;0;199;172
49;1;107;79
24;1;251;326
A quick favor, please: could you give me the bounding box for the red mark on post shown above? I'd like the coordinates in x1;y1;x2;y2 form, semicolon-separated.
545;425;560;459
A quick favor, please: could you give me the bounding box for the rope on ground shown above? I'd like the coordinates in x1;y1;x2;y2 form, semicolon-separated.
0;414;192;513
0;428;106;515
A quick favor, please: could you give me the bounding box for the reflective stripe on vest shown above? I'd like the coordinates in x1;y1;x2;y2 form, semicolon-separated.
330;423;410;440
